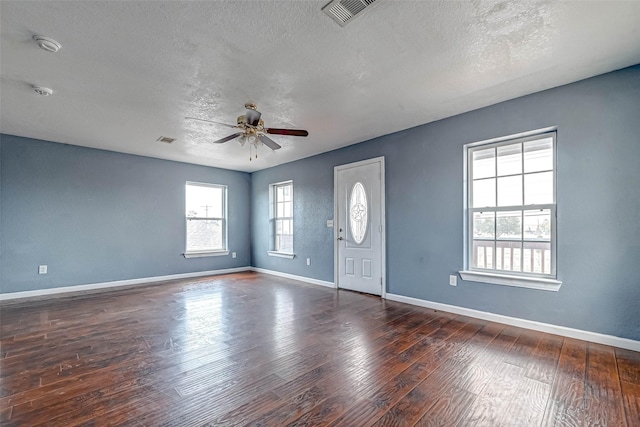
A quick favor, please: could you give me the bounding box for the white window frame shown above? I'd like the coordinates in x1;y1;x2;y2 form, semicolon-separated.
459;128;562;291
268;180;295;259
184;181;228;258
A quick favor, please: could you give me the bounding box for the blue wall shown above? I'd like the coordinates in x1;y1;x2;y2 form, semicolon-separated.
0;135;251;293
2;66;638;341
251;66;640;341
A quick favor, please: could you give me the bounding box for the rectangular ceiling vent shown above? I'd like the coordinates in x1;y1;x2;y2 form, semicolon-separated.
322;0;380;27
156;136;176;144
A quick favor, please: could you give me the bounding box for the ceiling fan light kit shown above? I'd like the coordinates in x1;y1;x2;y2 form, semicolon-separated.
186;103;309;161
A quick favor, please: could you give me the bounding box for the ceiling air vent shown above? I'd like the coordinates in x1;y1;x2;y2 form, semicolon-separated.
156;136;176;144
322;0;381;27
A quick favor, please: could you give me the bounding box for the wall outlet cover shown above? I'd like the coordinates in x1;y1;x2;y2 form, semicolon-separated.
39;265;48;274
449;275;457;286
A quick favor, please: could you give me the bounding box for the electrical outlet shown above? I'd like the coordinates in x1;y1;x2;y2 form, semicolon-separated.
306;258;311;266
232;252;237;259
39;265;48;275
449;275;457;286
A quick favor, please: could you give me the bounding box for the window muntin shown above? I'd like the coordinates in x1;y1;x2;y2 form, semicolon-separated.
185;182;227;253
272;181;293;253
468;132;556;278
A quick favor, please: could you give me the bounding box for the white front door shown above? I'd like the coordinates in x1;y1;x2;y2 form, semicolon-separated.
334;157;385;296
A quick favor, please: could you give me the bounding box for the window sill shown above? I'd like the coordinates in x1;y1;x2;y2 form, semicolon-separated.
267;251;296;259
458;271;562;292
184;250;229;258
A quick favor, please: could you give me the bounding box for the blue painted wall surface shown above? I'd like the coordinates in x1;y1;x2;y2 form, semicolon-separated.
0;135;251;293
251;66;640;340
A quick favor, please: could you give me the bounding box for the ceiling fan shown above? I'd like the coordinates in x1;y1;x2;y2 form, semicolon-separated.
186;103;309;160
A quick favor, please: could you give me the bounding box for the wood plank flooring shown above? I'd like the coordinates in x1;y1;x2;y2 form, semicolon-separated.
1;272;638;426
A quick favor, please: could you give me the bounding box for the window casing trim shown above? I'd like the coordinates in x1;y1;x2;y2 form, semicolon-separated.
269;180;295;257
184;181;228;256
461;127;562;290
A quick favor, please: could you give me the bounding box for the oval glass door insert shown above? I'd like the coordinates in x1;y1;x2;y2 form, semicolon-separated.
349;182;368;244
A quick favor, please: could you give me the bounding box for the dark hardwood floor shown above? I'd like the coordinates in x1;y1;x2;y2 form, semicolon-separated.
1;272;638;426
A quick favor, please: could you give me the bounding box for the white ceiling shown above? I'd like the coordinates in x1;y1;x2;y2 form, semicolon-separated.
1;1;639;172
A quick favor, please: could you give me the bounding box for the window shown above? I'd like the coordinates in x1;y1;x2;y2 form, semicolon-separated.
460;130;561;290
268;181;294;258
184;182;227;257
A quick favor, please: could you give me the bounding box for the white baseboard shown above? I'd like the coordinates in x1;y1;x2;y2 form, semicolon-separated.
0;267;251;301
385;293;640;353
251;267;336;289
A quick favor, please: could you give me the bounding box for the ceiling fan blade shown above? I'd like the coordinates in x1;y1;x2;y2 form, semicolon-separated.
258;134;282;150
266;128;309;137
213;133;243;144
185;116;237;129
245;109;262;127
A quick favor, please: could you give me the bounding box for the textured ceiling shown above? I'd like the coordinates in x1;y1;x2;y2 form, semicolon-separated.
1;1;639;172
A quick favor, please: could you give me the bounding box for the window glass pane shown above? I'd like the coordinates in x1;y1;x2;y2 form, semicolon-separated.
284;201;292;217
282;184;291;201
472;240;494;269
497;143;522;176
497;175;522;207
497;211;522;239
523;242;551;274
496;241;522;272
277;185;284;201
277;234;293;253
186;219;222;251
473;211;495;238
472;178;495;208
524;209;551;241
276;219;282;234
524;171;553;205
186;185;222;218
524;137;553;173
276;203;284;218
472;148;495;179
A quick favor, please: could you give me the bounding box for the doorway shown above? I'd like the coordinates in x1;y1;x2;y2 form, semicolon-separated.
334;157;386;296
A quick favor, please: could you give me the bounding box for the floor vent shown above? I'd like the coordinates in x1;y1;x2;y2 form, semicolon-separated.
156;136;176;144
322;0;380;27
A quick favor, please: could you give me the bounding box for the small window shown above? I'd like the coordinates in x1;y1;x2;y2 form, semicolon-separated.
269;181;294;256
461;130;561;290
185;182;227;256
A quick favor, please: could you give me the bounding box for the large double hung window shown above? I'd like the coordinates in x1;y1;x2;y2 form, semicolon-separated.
185;182;227;257
462;130;561;290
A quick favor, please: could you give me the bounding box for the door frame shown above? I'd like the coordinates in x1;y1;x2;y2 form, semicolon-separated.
333;156;386;298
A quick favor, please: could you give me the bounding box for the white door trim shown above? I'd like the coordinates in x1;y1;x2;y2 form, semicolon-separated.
334;156;386;298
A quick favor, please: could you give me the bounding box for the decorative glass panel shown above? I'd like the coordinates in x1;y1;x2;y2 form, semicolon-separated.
349;182;368;245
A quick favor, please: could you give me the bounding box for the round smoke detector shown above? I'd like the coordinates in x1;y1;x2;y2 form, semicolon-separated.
32;35;61;53
33;86;53;96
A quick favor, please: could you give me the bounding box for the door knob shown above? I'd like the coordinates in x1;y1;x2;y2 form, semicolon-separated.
337;236;343;241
